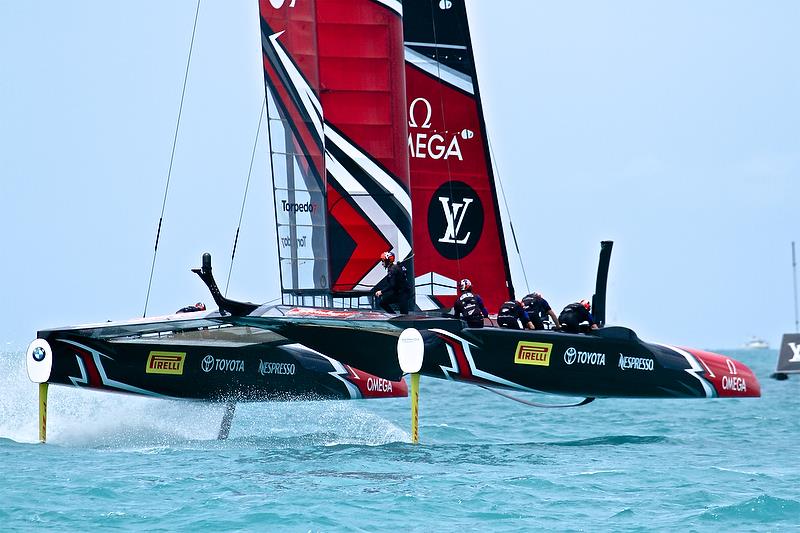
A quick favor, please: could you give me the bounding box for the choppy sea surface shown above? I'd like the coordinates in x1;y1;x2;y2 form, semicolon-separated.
1;346;798;531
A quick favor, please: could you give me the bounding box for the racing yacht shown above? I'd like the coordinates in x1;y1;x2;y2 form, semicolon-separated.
26;0;760;442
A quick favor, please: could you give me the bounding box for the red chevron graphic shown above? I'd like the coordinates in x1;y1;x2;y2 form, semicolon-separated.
328;184;390;291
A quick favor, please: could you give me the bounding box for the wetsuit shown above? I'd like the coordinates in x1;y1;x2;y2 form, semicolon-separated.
376;263;411;314
558;303;596;333
453;291;489;328
497;300;531;329
521;294;552;330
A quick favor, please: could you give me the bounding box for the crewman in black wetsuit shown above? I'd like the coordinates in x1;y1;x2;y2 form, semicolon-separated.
176;302;206;313
521;292;560;330
452;279;489;328
497;299;535;330
374;251;411;314
558;299;599;333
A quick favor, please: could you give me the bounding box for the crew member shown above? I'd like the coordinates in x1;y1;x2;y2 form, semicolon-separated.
374;251;411;314
558;299;598;333
453;279;489;328
522;292;560;330
176;302;206;314
497;299;535;330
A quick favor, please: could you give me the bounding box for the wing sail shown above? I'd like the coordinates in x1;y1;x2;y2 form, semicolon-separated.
403;0;514;312
260;0;412;307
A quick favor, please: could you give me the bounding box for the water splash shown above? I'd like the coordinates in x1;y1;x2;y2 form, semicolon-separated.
0;349;406;448
231;401;408;446
0;349;222;445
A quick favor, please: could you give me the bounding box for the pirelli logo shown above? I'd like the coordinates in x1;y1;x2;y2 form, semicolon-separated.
514;342;552;366
146;351;186;375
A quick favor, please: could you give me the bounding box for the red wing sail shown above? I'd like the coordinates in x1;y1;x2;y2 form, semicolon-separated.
404;0;514;312
261;0;412;306
317;1;412;295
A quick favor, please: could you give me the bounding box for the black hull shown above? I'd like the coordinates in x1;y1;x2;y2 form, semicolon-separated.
29;305;759;403
37;325;407;401
417;327;731;399
228;308;761;400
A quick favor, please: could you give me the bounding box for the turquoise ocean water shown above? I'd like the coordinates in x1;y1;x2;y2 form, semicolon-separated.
1;347;798;531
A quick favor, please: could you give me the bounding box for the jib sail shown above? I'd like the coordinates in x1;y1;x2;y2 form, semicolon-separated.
403;0;514;312
260;0;412;308
261;2;328;301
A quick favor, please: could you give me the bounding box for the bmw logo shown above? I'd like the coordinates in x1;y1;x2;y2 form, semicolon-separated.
32;346;46;362
201;355;215;373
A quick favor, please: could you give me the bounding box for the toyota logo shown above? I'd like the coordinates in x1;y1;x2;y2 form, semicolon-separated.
564;347;577;365
201;355;214;373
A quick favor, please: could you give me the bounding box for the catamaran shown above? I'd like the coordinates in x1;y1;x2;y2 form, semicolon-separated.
26;0;760;442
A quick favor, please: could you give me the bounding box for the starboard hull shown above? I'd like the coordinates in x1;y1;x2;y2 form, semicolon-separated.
228;308;761;400
417;327;759;399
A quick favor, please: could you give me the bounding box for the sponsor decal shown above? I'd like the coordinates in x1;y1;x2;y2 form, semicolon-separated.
285;307;387;319
146;351;186;375
269;0;296;8
366;377;393;393
280;235;307;248
514;342;552;366
287;308;358;319
618;354;654;371
563;347;606;366
722;375;747;392
788;342;800;363
258;360;296;376
408;97;470;161
428;181;484;259
32;346;46;362
281;200;319;214
721;358;746;391
201;355;245;373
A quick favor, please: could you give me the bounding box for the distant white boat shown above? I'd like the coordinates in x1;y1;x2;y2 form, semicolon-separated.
744;337;769;350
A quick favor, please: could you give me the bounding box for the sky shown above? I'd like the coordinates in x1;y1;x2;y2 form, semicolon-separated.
1;1;798;351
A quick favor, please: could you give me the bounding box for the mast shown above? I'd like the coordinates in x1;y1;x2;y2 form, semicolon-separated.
793;241;798;333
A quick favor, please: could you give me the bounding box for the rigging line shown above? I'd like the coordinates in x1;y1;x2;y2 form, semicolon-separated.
225;99;267;297
143;0;203;318
487;135;530;295
793;241;798;333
